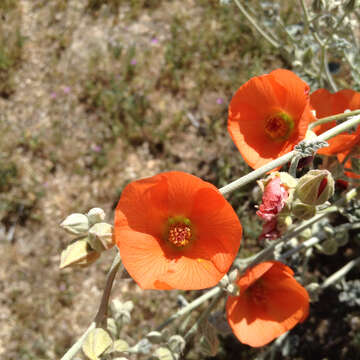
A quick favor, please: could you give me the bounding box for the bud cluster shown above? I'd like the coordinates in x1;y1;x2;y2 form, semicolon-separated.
59;207;114;269
257;170;335;240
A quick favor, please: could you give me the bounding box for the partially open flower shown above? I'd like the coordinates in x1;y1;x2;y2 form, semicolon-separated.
228;69;314;169
310;89;360;155
226;261;309;347
114;171;242;290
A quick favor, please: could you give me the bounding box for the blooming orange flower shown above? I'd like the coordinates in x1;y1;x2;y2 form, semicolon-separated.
228;69;314;169
226;261;309;347
310;89;360;155
114;171;242;290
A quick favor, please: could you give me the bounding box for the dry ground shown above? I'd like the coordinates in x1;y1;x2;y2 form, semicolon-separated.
1;1;359;359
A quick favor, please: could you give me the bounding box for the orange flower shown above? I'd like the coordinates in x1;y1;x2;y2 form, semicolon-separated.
226;261;309;347
310;89;360;155
338;150;360;179
228;69;314;169
114;171;242;290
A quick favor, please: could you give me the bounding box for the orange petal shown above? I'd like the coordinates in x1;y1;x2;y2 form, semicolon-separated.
227;292;285;347
188;187;242;273
157;255;224;290
114;174;169;238
115;229;172;290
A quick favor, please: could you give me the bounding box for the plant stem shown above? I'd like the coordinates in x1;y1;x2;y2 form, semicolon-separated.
219;112;360;196
155;286;222;332
233;0;281;49
320;256;360;289
184;291;223;341
61;252;123;360
309;109;360;129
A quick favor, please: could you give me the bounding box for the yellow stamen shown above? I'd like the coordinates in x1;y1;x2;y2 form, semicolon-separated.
265;112;294;141
168;222;192;247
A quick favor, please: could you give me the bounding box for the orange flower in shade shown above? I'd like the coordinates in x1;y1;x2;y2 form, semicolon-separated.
338;151;360;179
226;261;309;347
310;89;360;155
228;69;315;169
114;171;242;290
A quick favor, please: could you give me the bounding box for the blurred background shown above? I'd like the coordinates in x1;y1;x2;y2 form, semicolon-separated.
0;1;359;359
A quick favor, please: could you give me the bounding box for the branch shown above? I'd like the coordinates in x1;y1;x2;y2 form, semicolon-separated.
61;252;123;360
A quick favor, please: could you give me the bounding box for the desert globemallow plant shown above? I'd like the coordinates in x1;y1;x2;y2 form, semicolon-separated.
59;67;360;360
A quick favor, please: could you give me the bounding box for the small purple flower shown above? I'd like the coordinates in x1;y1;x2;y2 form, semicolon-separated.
151;37;159;44
216;97;224;105
91;144;102;153
50;92;57;99
63;86;71;94
130;59;137;65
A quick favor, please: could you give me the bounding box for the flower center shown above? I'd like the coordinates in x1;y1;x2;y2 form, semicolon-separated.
249;281;267;304
264;112;294;141
166;217;192;248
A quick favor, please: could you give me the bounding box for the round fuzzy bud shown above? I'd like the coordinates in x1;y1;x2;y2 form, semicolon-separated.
60;213;89;235
88;222;114;251
299;228;312;240
168;335;186;354
296;170;334;205
87;207;106;225
146;331;163;344
317;238;338;255
312;0;326;12
292;199;316;220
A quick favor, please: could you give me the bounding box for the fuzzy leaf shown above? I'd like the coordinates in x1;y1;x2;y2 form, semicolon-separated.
82;328;113;360
60;239;100;269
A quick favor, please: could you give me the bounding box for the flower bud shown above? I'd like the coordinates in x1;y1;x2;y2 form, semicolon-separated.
317;238;338;255
296;170;334;205
60;213;89;235
107;318;118;338
277;215;292;233
168;335;186;354
312;0;326;12
299;228;312;240
146;331;163;344
87;207;106;225
154;347;174;360
88;222;114;252
292;199;316;220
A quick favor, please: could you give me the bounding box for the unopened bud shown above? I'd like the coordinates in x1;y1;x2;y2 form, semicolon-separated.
317;238;338;255
146;331;163;344
299;228;312;240
312;0;326;12
226;283;240;296
60;213;89;235
154;347;175;360
277;215;293;233
88;222;114;252
296;170;334;205
306;282;320;302
87;207;106;225
168;335;186;354
292;199;316;220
